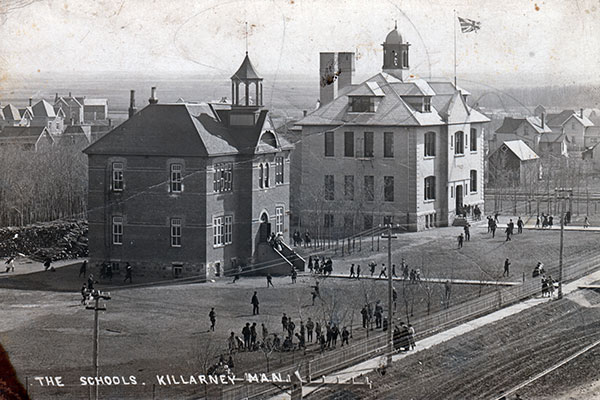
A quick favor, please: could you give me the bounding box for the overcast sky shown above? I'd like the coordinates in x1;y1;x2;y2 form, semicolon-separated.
1;0;599;86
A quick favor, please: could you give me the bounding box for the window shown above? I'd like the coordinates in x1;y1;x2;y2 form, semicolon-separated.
170;164;183;193
344;132;354;157
112;216;123;245
214;163;233;193
275;157;284;185
363;214;373;230
384;176;394;202
454;131;464;155
213;215;233;247
265;163;270;188
259;164;264;188
424;176;436;200
402;51;408;68
424;132;436;157
364;132;374;158
364;176;374;201
424;97;431;112
324;175;335;201
324;214;334;228
112;162;123;191
344;175;354;200
470;170;477;193
470;128;477;152
171;218;181;247
275;207;284;234
384;132;394;158
351;96;375;113
325;131;334;157
523;125;529;136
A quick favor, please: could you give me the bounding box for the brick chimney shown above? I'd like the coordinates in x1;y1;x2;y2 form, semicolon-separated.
337;52;355;92
580;108;584;118
303;110;307;117
28;98;32;106
148;87;158;104
541;112;545;129
128;90;137;118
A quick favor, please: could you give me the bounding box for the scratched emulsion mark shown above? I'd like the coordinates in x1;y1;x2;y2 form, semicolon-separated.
320;59;341;88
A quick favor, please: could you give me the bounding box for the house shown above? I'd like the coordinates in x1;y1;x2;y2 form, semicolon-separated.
84;54;301;281
83;98;109;121
492;115;551;152
1;104;24;126
488;140;540;187
57;125;92;148
30;99;64;135
546;109;594;150
292;26;490;233
54;93;84;125
0;126;54;151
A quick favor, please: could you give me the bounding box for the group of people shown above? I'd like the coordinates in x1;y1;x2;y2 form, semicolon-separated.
307;256;333;275
267;232;285;252
457;204;482;220
291;230;312;248
535;213;554;229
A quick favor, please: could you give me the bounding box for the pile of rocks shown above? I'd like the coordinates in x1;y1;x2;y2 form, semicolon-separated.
0;221;88;261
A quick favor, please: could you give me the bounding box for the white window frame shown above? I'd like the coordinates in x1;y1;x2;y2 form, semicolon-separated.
275;156;284;185
275;206;284;234
112;216;123;245
214;162;233;193
112;162;123;191
171;218;182;247
213;215;233;247
170;164;183;193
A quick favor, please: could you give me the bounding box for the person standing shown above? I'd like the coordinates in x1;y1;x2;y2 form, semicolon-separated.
261;323;268;342
44;258;52;271
356;265;361;280
369;262;376;277
503;258;511;277
349;264;355;278
491;220;497;238
584;216;590;228
87;274;95;291
464;224;470;241
250;322;258;349
242;323;251;350
361;305;369;328
392;264;398;278
457;233;464;248
209;308;216;332
80;283;88;304
517;217;524;234
291;268;297;284
535;215;541;228
341;327;350;347
251;291;260;315
408;324;416;350
505;225;512;241
267;274;274;288
306;318;314;342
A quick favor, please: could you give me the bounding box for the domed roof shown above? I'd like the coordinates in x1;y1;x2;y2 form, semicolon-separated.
385;28;403;45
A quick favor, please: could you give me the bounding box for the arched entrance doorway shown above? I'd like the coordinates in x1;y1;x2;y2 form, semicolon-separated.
259;212;271;242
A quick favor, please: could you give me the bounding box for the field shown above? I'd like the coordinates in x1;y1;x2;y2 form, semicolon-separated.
2;223;600;399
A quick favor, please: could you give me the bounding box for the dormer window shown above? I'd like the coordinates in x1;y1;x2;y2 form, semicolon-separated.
424;97;431;113
350;96;376;113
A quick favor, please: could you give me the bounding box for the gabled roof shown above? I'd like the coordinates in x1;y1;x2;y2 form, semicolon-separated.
498;140;539;161
546;110;575;127
564;113;594;128
84;103;290;157
32;100;56;118
297;73;488;127
495;116;551;134
524;116;552;133
2;104;21;121
231;53;262;81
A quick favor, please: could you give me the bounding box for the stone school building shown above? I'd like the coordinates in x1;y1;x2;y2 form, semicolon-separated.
84;54;298;280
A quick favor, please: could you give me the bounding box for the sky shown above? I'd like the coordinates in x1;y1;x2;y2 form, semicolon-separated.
0;0;599;86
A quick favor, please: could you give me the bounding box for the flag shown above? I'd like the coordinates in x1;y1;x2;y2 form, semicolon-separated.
458;16;481;33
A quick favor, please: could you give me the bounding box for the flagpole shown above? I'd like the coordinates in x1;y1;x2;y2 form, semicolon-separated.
453;10;457;87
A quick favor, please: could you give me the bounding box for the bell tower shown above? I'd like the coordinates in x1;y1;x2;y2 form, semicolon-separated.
231;52;263;108
382;22;410;80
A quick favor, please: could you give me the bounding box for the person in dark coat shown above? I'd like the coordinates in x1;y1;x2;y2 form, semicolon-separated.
267;274;274;288
503;258;511;277
282;313;288;333
242;323;251;350
124;262;133;283
251;291;260;315
209;308;216;331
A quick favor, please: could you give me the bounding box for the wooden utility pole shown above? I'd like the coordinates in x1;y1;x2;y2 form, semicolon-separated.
86;290;111;400
387;224;393;367
555;188;573;300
